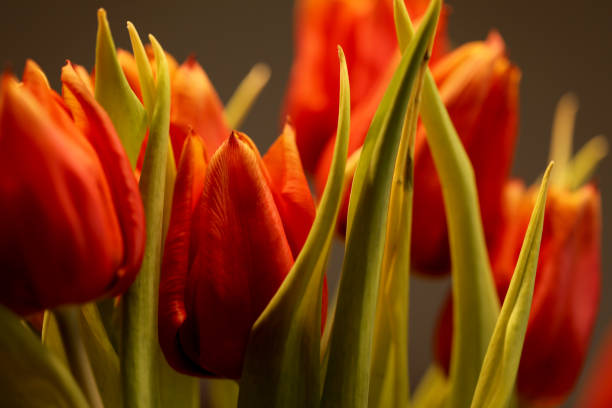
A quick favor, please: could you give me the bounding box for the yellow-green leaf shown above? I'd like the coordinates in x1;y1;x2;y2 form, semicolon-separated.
121;33;171;408
238;46;350;408
94;9;147;168
0;305;89;408
470;162;553;408
321;2;440;407
393;2;500;405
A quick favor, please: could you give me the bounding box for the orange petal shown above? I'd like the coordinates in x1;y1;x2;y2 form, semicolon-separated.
159;133;209;375
170;57;229;158
179;131;294;378
577;324;612;408
263;123;316;257
61;62;146;295
0;73;123;314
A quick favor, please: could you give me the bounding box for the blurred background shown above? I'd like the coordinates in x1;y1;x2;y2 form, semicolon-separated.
1;0;610;406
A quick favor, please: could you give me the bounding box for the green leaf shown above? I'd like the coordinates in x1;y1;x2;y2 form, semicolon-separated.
121;33;171;408
369;18;427;405
204;379;239;408
42;305;122;408
411;366;448;408
224;63;271;129
0;305;89;408
94;8;147;168
470;162;554;408
42;303;122;407
127;21;156;118
320;2;440;407
237;46;350;408
393;2;501;405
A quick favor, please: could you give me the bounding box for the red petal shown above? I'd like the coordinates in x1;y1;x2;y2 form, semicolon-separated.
170;58;229;158
0;73;123;314
159;133;209;375
263;123;316;257
61;62;146;295
179;131;294;378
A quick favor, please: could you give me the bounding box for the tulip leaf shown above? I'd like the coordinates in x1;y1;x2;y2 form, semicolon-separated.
121;34;171;408
224;63;271;129
127;21;156;118
94;8;147;168
0;305;89;408
411;365;448;408
320;2;440;407
470;162;553;408
42;305;122;408
204;379;239;408
369;23;427;406
394;2;501;405
238;46;350;408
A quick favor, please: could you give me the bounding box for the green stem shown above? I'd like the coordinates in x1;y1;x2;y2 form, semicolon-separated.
55;307;104;408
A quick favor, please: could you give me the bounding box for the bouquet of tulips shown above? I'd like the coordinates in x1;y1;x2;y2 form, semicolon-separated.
0;0;608;407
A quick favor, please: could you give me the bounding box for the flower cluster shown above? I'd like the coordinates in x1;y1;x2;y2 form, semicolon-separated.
0;1;607;408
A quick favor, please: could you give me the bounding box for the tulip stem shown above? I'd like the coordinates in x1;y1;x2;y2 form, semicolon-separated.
54;307;104;408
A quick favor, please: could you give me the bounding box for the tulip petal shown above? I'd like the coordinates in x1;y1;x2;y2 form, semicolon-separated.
321;4;439;407
159;134;209;375
471;162;553;408
263;123;316;257
170;57;228;159
238;47;350;408
0;74;123;314
61;62;146;295
179;132;294;379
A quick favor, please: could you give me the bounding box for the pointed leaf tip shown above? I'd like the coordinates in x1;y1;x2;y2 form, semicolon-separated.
470;161;553;408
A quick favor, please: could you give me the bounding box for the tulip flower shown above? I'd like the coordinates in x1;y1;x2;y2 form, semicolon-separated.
434;181;601;406
159;125;325;379
284;0;449;172
314;32;519;274
0;60;145;316
577;324;612;408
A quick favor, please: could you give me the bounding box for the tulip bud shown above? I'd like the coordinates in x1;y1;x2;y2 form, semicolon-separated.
159;127;325;379
0;61;145;316
284;0;449;172
434;181;601;406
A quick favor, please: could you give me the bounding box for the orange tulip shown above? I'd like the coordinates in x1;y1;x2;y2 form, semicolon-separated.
0;60;145;316
434;181;601;406
577;324;612;408
284;0;449;173
314;32;519;274
158;125;326;379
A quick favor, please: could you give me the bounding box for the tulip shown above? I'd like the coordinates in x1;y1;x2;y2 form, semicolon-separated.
0;60;145;316
284;0;449;173
577;324;612;408
159;125;325;379
314;32;519;274
434;181;601;406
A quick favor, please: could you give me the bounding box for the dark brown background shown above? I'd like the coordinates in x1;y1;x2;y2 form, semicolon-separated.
1;1;610;406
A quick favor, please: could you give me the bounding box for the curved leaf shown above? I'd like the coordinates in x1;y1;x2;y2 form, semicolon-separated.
320;2;440;407
94;9;147;168
121;34;171;408
238;46;350;408
470;162;553;408
0;305;89;408
393;2;500;405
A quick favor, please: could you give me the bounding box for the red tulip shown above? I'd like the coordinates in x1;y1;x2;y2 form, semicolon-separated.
577;324;612;408
159;125;325;379
314;32;519;274
284;0;449;172
434;181;601;406
0;60;145;316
